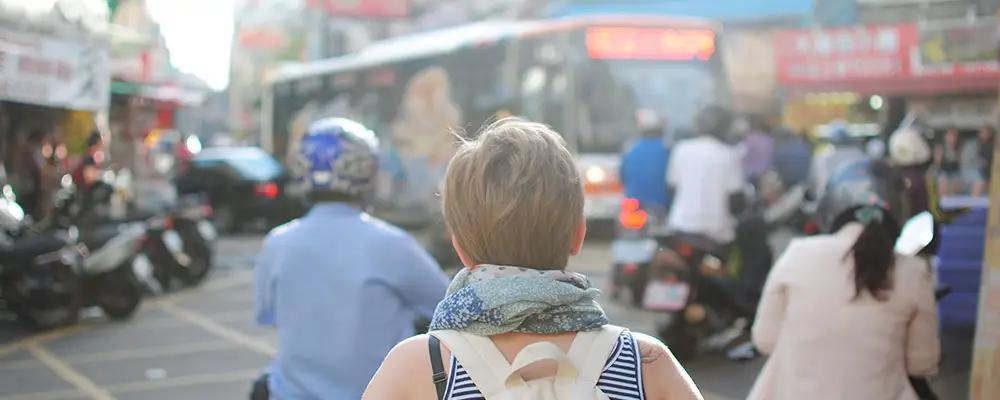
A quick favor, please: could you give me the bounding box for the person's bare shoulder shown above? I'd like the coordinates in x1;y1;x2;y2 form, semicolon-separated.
362;335;439;400
632;332;705;400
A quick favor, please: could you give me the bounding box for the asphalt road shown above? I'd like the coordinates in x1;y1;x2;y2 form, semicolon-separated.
0;231;972;399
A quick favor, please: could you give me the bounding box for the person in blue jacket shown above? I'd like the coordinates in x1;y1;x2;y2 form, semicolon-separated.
250;118;451;400
620;110;671;216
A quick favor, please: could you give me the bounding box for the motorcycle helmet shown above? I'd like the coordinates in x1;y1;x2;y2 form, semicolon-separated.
888;126;932;167
815;158;907;234
826;119;850;144
291;118;380;199
693;104;734;140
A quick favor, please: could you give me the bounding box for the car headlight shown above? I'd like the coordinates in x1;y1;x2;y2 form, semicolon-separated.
585;166;606;183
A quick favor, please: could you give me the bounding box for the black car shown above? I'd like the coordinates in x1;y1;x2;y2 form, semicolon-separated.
174;147;307;232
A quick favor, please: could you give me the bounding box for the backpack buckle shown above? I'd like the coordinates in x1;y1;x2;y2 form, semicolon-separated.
432;371;447;384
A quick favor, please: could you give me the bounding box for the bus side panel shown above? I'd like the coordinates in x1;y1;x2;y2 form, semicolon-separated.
270;73;351;166
363;46;508;226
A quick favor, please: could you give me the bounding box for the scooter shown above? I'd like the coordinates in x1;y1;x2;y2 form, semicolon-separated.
141;194;216;292
40;177;151;321
0;182;86;331
609;198;665;306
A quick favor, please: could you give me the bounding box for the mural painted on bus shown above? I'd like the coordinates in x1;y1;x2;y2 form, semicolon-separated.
379;66;462;210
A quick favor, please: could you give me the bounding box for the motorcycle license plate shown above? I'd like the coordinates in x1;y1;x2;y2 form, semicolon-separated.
163;230;184;253
197;220;217;241
611;239;656;264
642;281;691;311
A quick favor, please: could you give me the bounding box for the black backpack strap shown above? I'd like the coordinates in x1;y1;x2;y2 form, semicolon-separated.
428;334;448;400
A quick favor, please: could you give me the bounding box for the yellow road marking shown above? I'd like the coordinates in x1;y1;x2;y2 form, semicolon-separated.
0;271;252;359
0;340;243;372
3;389;83;400
158;303;275;356
26;344;115;400
100;369;260;393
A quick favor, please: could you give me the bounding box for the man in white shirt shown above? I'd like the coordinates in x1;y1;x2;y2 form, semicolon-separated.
667;105;747;244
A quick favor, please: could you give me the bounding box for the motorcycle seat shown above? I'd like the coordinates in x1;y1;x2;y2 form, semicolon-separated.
0;234;67;263
665;232;727;254
81;224;129;250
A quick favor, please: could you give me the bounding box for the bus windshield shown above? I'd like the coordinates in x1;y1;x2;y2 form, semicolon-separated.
572;26;723;153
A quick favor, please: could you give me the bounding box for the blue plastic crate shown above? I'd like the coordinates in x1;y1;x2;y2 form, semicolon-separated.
936;261;984;293
940;196;990;227
937;228;986;262
938;292;979;328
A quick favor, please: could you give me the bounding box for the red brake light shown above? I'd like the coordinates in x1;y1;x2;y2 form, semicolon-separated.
254;182;279;199
619;198;647;229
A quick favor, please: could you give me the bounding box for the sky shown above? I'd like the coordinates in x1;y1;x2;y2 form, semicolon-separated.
146;0;236;90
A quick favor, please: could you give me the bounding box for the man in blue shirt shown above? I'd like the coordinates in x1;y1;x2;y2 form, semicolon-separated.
252;118;450;399
620;110;671;215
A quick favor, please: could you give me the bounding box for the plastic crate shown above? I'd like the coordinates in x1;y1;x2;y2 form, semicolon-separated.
938;292;980;328
937;227;986;262
936;261;984;294
940;196;990;227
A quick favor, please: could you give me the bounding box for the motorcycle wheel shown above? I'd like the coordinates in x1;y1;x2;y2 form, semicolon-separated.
176;244;213;287
97;269;143;321
11;263;83;331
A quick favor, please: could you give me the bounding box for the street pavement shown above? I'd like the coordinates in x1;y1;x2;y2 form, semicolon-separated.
0;231;973;399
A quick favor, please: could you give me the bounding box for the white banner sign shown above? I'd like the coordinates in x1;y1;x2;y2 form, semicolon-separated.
0;27;110;110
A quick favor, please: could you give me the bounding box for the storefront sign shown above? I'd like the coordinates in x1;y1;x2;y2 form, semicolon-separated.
0;0;109;37
907;22;1000;79
0;27;110;110
305;0;410;19
774;24;908;84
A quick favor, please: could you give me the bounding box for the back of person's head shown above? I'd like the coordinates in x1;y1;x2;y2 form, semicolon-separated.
636;109;665;138
818;158;907;301
693;104;733;139
86;131;103;148
443;118;584;270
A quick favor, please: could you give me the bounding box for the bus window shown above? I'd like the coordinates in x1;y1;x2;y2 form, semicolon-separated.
571;27;725;153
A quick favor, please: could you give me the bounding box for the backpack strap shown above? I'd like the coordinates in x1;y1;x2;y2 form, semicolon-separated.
427;335;447;400
503;341;579;386
567;325;627;387
430;330;511;397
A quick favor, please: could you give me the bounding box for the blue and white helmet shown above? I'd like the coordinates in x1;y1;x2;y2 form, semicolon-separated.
292;118;379;197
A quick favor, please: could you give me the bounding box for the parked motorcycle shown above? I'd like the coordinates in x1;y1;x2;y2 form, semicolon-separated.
140;195;216;292
0;182;86;331
39;176;152;321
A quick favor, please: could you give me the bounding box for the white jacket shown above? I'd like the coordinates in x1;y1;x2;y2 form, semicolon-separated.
748;223;940;400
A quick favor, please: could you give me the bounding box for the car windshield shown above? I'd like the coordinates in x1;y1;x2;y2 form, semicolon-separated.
196;148;284;181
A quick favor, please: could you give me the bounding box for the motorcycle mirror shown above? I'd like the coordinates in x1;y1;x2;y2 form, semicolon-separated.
895;211;935;256
67;226;79;243
60;174;73;189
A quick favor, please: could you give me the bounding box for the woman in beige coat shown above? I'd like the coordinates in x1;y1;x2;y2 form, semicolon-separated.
748;160;940;400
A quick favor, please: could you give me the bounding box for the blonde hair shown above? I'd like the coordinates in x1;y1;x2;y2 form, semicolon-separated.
442;118;584;270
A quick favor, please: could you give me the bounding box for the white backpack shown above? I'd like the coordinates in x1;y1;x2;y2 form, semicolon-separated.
431;325;626;399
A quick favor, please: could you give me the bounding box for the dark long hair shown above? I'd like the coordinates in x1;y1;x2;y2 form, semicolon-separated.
834;207;901;301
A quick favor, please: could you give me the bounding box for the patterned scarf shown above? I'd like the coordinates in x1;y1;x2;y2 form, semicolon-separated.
428;264;608;335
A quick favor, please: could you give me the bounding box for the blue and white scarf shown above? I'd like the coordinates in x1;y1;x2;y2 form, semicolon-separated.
428;264;608;335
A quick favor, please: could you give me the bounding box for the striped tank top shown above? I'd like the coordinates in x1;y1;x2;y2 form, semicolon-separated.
443;330;646;400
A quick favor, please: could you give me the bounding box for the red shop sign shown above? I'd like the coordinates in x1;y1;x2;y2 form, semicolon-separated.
305;0;410;19
774;24;911;84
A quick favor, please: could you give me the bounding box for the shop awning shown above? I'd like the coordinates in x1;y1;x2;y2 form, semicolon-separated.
542;0;813;23
111;80;207;106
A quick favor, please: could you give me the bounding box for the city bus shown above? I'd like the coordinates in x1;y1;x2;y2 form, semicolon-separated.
263;16;730;225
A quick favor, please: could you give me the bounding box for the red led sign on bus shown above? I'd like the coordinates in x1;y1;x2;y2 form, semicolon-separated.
586;27;716;60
